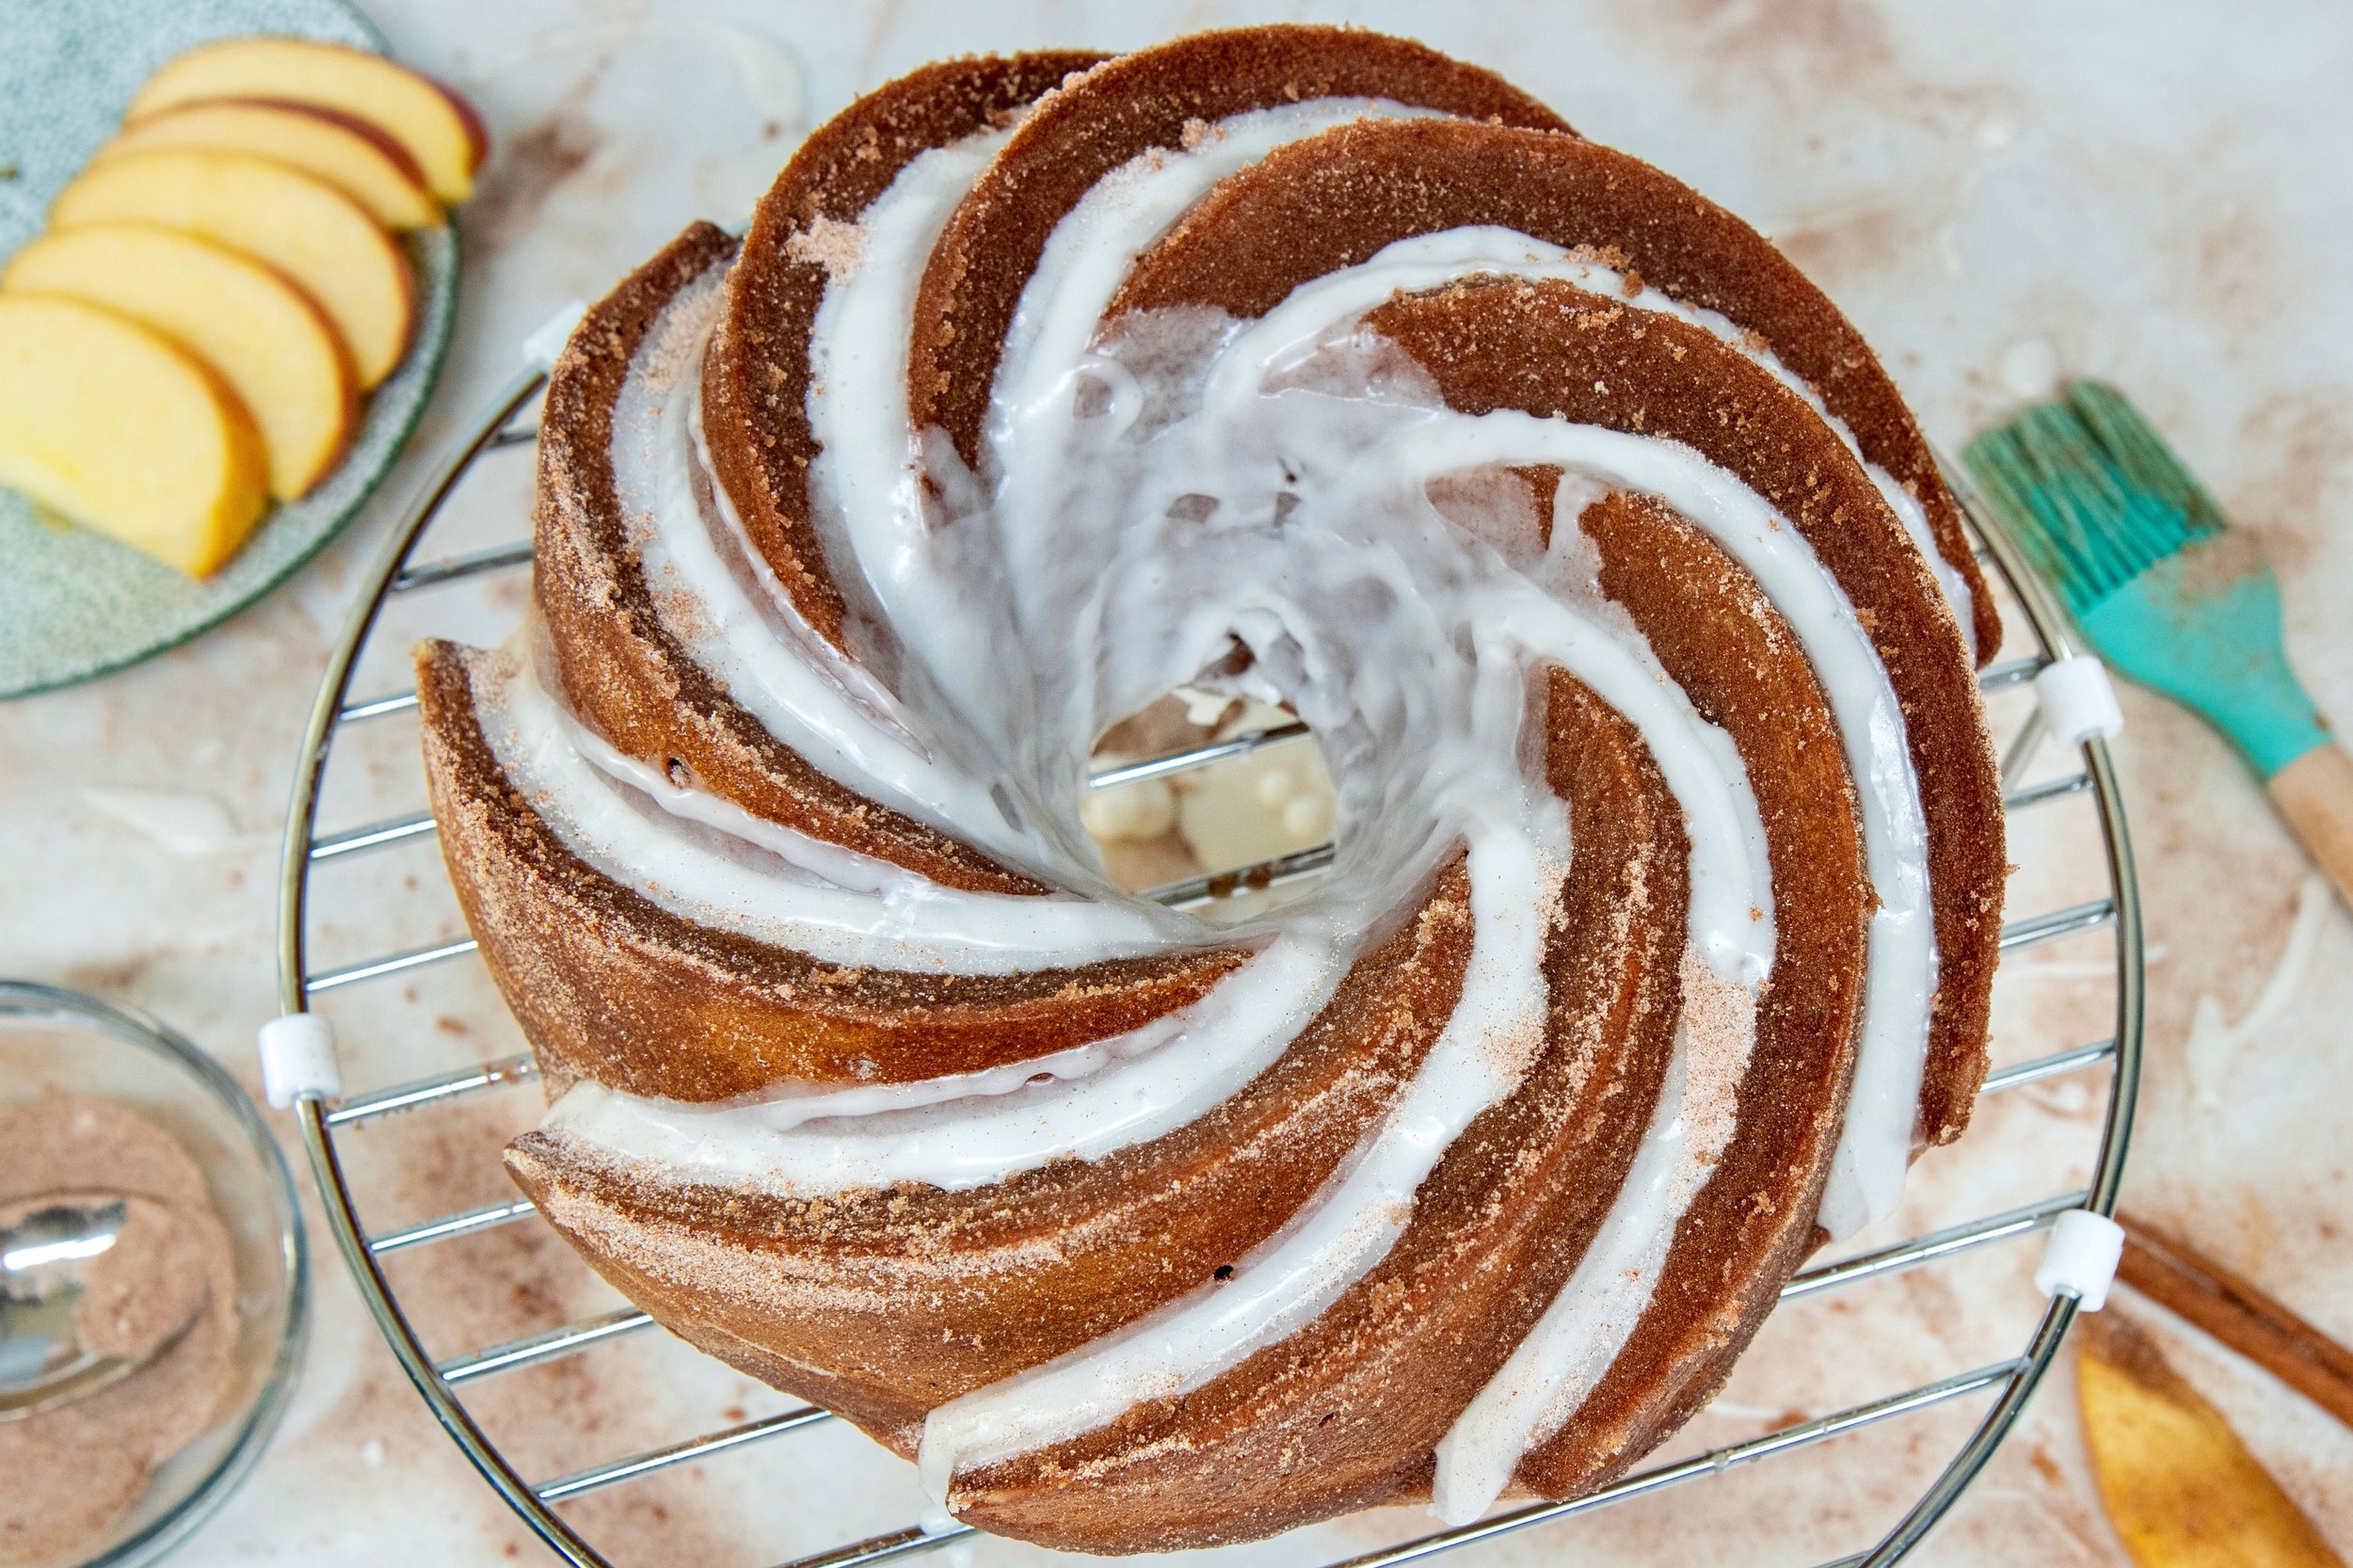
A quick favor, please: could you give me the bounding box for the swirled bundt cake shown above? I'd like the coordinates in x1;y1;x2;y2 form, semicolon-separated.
417;24;2005;1553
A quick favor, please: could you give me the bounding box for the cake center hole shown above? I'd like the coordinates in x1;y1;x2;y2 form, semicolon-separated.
1082;686;1337;919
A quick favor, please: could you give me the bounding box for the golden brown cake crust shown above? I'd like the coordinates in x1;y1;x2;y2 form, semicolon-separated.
907;24;1572;467
1362;279;2002;1148
418;638;1242;1099
533;221;1047;893
506;860;1477;1444
950;515;1882;1550
1111;115;2003;663
420;25;2015;1553
951;671;1690;1549
703;53;1104;653
1512;490;1869;1498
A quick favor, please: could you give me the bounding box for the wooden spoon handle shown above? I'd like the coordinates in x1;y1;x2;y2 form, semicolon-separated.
2267;742;2353;910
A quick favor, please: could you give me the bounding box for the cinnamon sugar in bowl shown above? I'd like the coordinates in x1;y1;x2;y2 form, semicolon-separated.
0;983;306;1568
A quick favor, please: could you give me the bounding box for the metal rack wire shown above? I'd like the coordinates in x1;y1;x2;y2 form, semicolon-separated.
275;367;2142;1568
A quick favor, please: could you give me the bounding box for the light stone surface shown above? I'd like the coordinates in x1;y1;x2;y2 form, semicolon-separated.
2;2;2348;1563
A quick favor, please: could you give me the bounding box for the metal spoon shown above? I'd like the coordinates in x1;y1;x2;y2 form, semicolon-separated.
0;1199;140;1419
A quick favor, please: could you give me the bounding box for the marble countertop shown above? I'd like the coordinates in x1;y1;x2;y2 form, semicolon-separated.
4;2;2349;1563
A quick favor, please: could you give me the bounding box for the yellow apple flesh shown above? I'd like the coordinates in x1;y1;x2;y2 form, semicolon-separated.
50;147;414;388
127;37;484;204
5;224;359;500
104;98;440;231
0;294;268;577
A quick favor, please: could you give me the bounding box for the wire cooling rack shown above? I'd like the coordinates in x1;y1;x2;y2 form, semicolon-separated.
274;358;2143;1568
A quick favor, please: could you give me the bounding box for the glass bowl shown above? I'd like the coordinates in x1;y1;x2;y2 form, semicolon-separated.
0;981;308;1568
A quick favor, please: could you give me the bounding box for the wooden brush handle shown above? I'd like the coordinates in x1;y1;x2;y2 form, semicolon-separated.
2267;743;2353;909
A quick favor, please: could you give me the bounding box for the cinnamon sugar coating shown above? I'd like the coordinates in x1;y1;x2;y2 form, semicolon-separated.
1513;489;1868;1499
508;858;1475;1446
703;54;1101;654
535;223;1047;893
403;22;2013;1554
907;25;1569;465
1113;115;2002;663
1363;279;2001;1147
419;638;1241;1099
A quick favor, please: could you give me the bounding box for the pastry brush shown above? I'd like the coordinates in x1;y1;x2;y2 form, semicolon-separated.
1963;381;2353;907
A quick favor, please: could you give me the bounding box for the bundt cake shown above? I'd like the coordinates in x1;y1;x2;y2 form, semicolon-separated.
416;24;2006;1553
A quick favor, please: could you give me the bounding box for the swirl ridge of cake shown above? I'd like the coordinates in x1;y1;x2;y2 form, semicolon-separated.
415;24;2005;1553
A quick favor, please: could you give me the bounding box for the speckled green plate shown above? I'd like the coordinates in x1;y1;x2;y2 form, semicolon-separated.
0;0;458;699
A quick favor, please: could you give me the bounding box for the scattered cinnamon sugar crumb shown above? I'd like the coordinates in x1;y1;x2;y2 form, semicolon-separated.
1676;949;1756;1166
785;216;868;285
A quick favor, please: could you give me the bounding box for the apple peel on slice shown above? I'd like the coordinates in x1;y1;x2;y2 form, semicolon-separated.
104;99;440;231
5;224;360;500
50;148;414;389
128;37;485;204
0;293;268;577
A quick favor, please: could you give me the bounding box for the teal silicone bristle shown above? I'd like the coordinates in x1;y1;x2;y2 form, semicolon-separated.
1963;379;2330;780
1961;382;2225;617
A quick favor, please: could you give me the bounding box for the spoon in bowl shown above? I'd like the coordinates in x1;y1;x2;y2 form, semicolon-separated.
0;1197;196;1419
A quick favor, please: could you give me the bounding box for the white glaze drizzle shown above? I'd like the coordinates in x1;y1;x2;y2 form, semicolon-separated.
545;925;1342;1191
1328;409;1934;1244
1432;949;1756;1523
624;268;1067;875
1176;230;1942;1240
519;88;1972;1514
918;813;1564;1497
481;640;1179;974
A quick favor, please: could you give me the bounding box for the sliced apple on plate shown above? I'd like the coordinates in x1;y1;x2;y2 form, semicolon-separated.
49;148;413;388
0;294;268;577
126;36;485;203
104;99;440;231
4;224;359;500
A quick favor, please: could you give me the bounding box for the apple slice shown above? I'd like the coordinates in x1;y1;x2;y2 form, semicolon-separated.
4;224;359;500
50;148;413;389
104;99;440;231
127;37;485;203
0;294;268;577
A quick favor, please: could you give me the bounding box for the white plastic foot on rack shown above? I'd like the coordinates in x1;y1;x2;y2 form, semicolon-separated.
2033;655;2124;749
2035;1208;2125;1310
259;1012;343;1108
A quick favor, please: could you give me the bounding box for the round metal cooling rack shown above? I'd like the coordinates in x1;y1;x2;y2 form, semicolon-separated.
275;350;2142;1568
